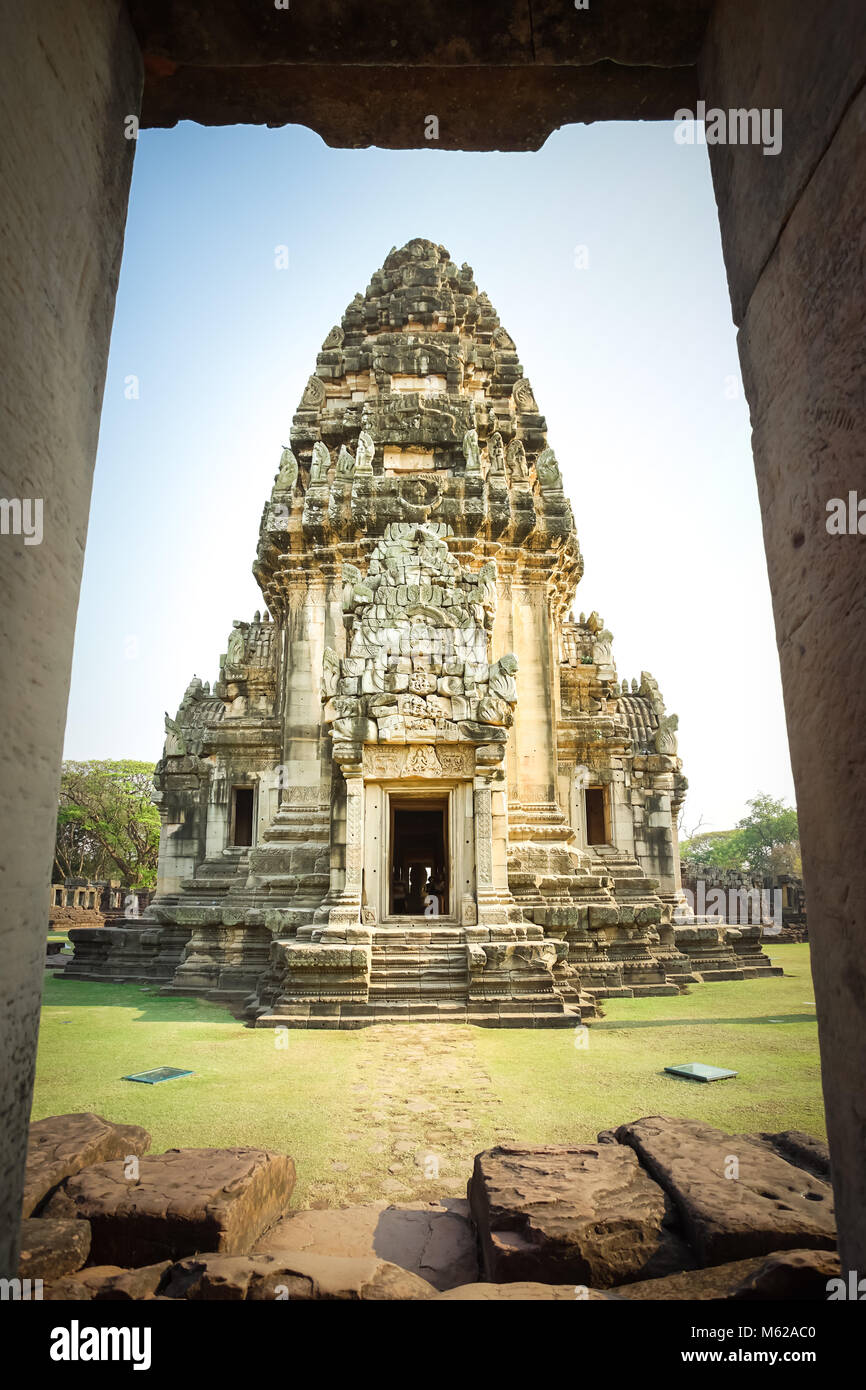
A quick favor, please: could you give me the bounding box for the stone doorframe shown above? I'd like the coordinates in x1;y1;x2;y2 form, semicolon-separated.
363;779;475;927
4;0;865;1283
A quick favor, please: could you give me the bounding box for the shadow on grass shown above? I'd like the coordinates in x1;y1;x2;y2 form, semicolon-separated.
590;1013;817;1030
43;978;238;1027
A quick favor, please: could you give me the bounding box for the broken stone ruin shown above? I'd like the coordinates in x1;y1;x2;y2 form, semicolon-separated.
20;1111;837;1302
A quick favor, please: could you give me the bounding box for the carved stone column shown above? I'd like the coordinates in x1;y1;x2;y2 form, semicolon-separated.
472;772;526;931
323;766;366;930
474;779;494;897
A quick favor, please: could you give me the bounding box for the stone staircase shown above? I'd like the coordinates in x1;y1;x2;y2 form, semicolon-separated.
369;928;468;1010
590;845;660;900
253;923;581;1028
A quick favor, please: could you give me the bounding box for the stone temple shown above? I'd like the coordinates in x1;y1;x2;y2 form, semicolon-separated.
65;239;778;1025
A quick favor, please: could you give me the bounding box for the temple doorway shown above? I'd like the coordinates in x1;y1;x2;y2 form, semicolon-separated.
389;797;449;916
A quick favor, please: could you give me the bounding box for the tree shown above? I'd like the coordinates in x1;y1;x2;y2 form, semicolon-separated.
680;793;800;876
54;761;160;889
735;793;800;875
679;827;745;872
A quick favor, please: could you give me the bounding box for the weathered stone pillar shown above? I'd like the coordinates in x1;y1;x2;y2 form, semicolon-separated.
472;774;516;928
473;781;495;894
0;2;141;1277
322;767;365;930
510;578;557;804
700;0;866;1274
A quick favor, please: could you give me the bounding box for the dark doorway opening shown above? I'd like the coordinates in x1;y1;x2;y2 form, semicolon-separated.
390;798;448;916
585;786;609;846
232;787;254;847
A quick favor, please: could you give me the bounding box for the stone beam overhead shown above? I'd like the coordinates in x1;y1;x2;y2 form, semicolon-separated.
128;0;712;145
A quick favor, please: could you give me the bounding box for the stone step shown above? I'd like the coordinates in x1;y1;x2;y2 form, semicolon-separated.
370;963;468;976
253;1004;580;1029
369;985;468;1000
372;945;467;956
371;931;464;943
370;971;468;989
626;983;682;997
371;952;464;961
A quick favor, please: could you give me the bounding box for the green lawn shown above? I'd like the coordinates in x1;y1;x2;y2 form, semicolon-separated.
477;945;824;1144
32;945;822;1208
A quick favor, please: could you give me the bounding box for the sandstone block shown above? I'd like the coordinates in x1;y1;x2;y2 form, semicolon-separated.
18;1217;91;1280
46;1262;172;1301
161;1251;436;1300
612;1248;841;1301
754;1130;832;1181
377;714;406;741
23;1112;151;1217
468;1144;689;1287
458;721;506;743
615;1117;836;1265
44;1147;296;1267
588;906;619;928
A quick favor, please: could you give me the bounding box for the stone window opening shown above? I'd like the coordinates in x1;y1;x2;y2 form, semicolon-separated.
585;786;610;846
231;786;255;848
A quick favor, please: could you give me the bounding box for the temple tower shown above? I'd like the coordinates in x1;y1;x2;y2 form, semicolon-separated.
65;240;778;1022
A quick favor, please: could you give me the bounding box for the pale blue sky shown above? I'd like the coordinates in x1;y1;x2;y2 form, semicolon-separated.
63;119;795;832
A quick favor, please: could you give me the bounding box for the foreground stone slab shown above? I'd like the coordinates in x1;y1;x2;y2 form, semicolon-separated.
615;1117;836;1265
18;1217;91;1280
45;1262;172;1301
437;1282;623;1301
252;1198;477;1291
469;1144;690;1287
754;1130;832;1182
161;1251;436;1300
612;1248;841;1301
23;1112;151;1216
44;1147;296;1267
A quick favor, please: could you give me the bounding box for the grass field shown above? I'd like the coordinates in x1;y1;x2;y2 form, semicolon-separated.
32;944;822;1208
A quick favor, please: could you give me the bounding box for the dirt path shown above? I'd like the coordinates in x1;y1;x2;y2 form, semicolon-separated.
303;1025;517;1207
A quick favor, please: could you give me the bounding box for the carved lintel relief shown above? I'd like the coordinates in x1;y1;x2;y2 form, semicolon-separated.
322;521;518;764
362;743;474;780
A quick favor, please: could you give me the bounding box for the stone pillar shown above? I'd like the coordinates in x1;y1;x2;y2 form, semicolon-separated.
472;774;518;929
321;767;365;932
473;781;495;893
700;0;866;1274
0;2;141;1277
281;574;330;790
510;578;557;804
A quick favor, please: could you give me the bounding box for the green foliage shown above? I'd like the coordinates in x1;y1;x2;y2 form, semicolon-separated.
680;827;744;871
681;793;800;875
54;760;160;889
735;793;800;875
